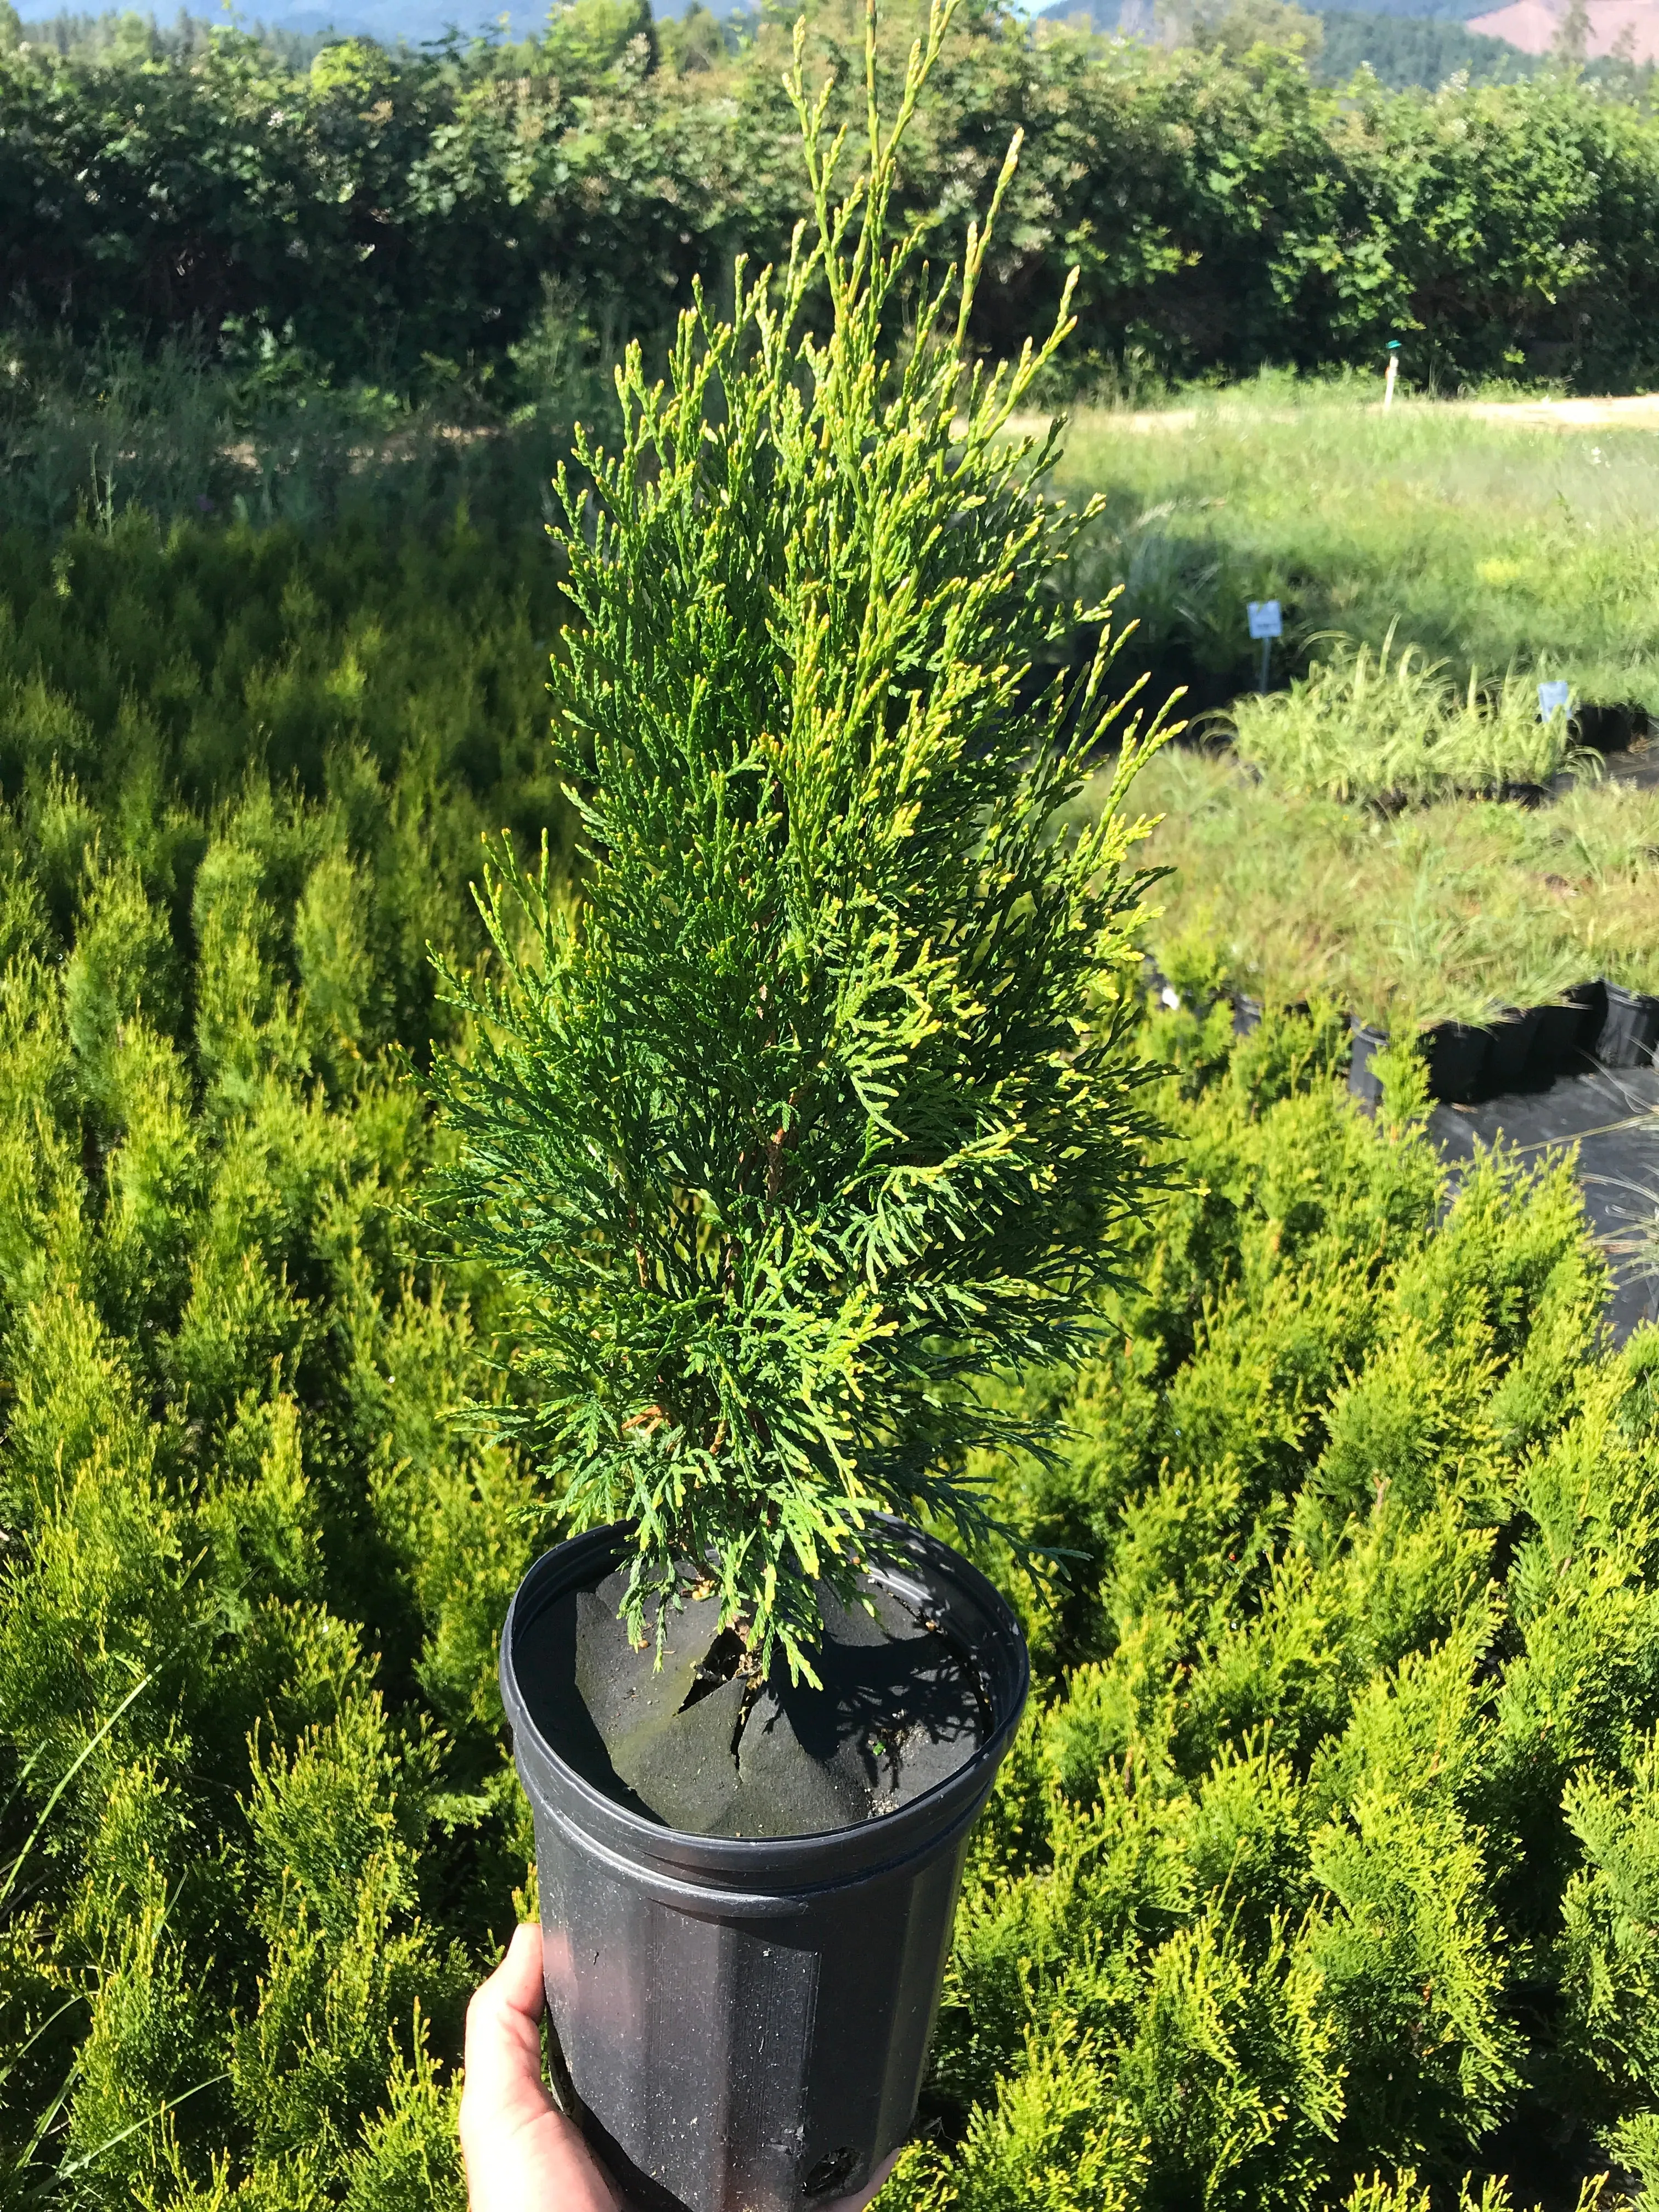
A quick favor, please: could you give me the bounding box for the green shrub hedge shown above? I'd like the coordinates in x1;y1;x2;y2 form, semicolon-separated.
9;2;1659;396
3;523;1658;2205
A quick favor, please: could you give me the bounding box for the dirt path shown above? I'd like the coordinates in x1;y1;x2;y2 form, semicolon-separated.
1458;393;1659;429
1020;392;1659;436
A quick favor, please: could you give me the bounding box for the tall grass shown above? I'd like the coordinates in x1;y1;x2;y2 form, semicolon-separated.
1120;747;1659;1026
1056;378;1659;714
0;320;616;539
1222;625;1600;804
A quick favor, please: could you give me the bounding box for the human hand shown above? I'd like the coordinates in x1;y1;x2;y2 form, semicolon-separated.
460;1922;899;2212
461;1921;620;2211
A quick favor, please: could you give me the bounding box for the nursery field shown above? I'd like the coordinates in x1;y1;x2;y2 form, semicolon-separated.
1056;384;1659;718
1045;384;1659;1096
1;505;1658;2208
10;0;1659;2197
1121;748;1659;1025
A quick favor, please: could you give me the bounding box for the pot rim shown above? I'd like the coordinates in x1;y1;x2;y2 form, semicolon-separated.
500;1514;1030;1892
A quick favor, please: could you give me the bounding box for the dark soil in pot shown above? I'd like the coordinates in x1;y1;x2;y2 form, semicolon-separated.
1575;700;1649;752
500;1520;1029;2212
520;1565;986;1839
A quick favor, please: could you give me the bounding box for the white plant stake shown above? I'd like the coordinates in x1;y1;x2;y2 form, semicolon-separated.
1539;679;1572;721
1384;340;1400;409
1248;597;1283;693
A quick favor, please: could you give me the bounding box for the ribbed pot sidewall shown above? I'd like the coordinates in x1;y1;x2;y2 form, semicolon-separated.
500;1520;1030;2212
1528;1001;1586;1078
1426;1022;1488;1103
1602;985;1659;1070
1347;1022;1387;1105
1485;1008;1540;1090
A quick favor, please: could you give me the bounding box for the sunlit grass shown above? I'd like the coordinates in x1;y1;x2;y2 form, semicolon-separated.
1221;627;1599;804
1053;376;1659;712
1111;746;1659;1028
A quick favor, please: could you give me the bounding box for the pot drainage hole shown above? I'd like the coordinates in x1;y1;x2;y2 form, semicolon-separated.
804;2148;859;2198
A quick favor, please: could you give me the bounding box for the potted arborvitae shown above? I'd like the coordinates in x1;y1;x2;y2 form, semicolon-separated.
427;7;1166;2207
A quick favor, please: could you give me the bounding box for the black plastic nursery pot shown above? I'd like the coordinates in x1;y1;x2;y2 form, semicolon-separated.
499;1520;1030;2212
1347;1018;1388;1108
1526;983;1604;1081
1570;978;1610;1049
1598;983;1659;1070
1423;1019;1489;1105
1483;1007;1542;1093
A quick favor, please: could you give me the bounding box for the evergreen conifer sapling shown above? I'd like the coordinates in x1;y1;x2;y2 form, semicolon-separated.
428;0;1171;1683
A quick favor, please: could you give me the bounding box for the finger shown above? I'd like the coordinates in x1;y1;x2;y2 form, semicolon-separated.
493;1918;548;2024
459;1922;624;2212
461;1921;554;2135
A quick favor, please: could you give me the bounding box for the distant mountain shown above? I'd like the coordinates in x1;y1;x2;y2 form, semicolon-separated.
1032;0;1543;84
1037;0;1503;25
268;0;540;35
20;0;728;43
20;0;517;37
31;0;757;36
1317;8;1536;73
1464;0;1659;52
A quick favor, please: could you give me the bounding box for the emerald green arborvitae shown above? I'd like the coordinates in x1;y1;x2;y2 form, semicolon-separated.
424;0;1170;1674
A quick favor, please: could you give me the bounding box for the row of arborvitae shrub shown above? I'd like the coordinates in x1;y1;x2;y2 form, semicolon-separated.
2;645;1657;2208
1149;952;1657;1109
0;506;562;2202
895;1008;1659;2210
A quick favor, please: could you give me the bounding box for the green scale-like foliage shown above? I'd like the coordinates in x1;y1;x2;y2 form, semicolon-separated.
878;1006;1659;2210
0;640;555;2207
2;275;1659;2208
0;714;1658;2197
427;1;1169;1671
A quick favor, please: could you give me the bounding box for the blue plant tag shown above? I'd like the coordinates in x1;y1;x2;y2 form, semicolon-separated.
1246;600;1283;641
1538;680;1571;719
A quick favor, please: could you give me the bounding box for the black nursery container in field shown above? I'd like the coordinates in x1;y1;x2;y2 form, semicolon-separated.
1598;982;1659;1069
1348;1018;1389;1107
1527;982;1605;1081
1483;1006;1542;1093
500;1523;1030;2212
1423;1019;1489;1104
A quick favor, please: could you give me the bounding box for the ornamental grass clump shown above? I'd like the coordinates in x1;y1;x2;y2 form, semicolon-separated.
1125;747;1659;1030
426;0;1169;1680
1226;623;1599;806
